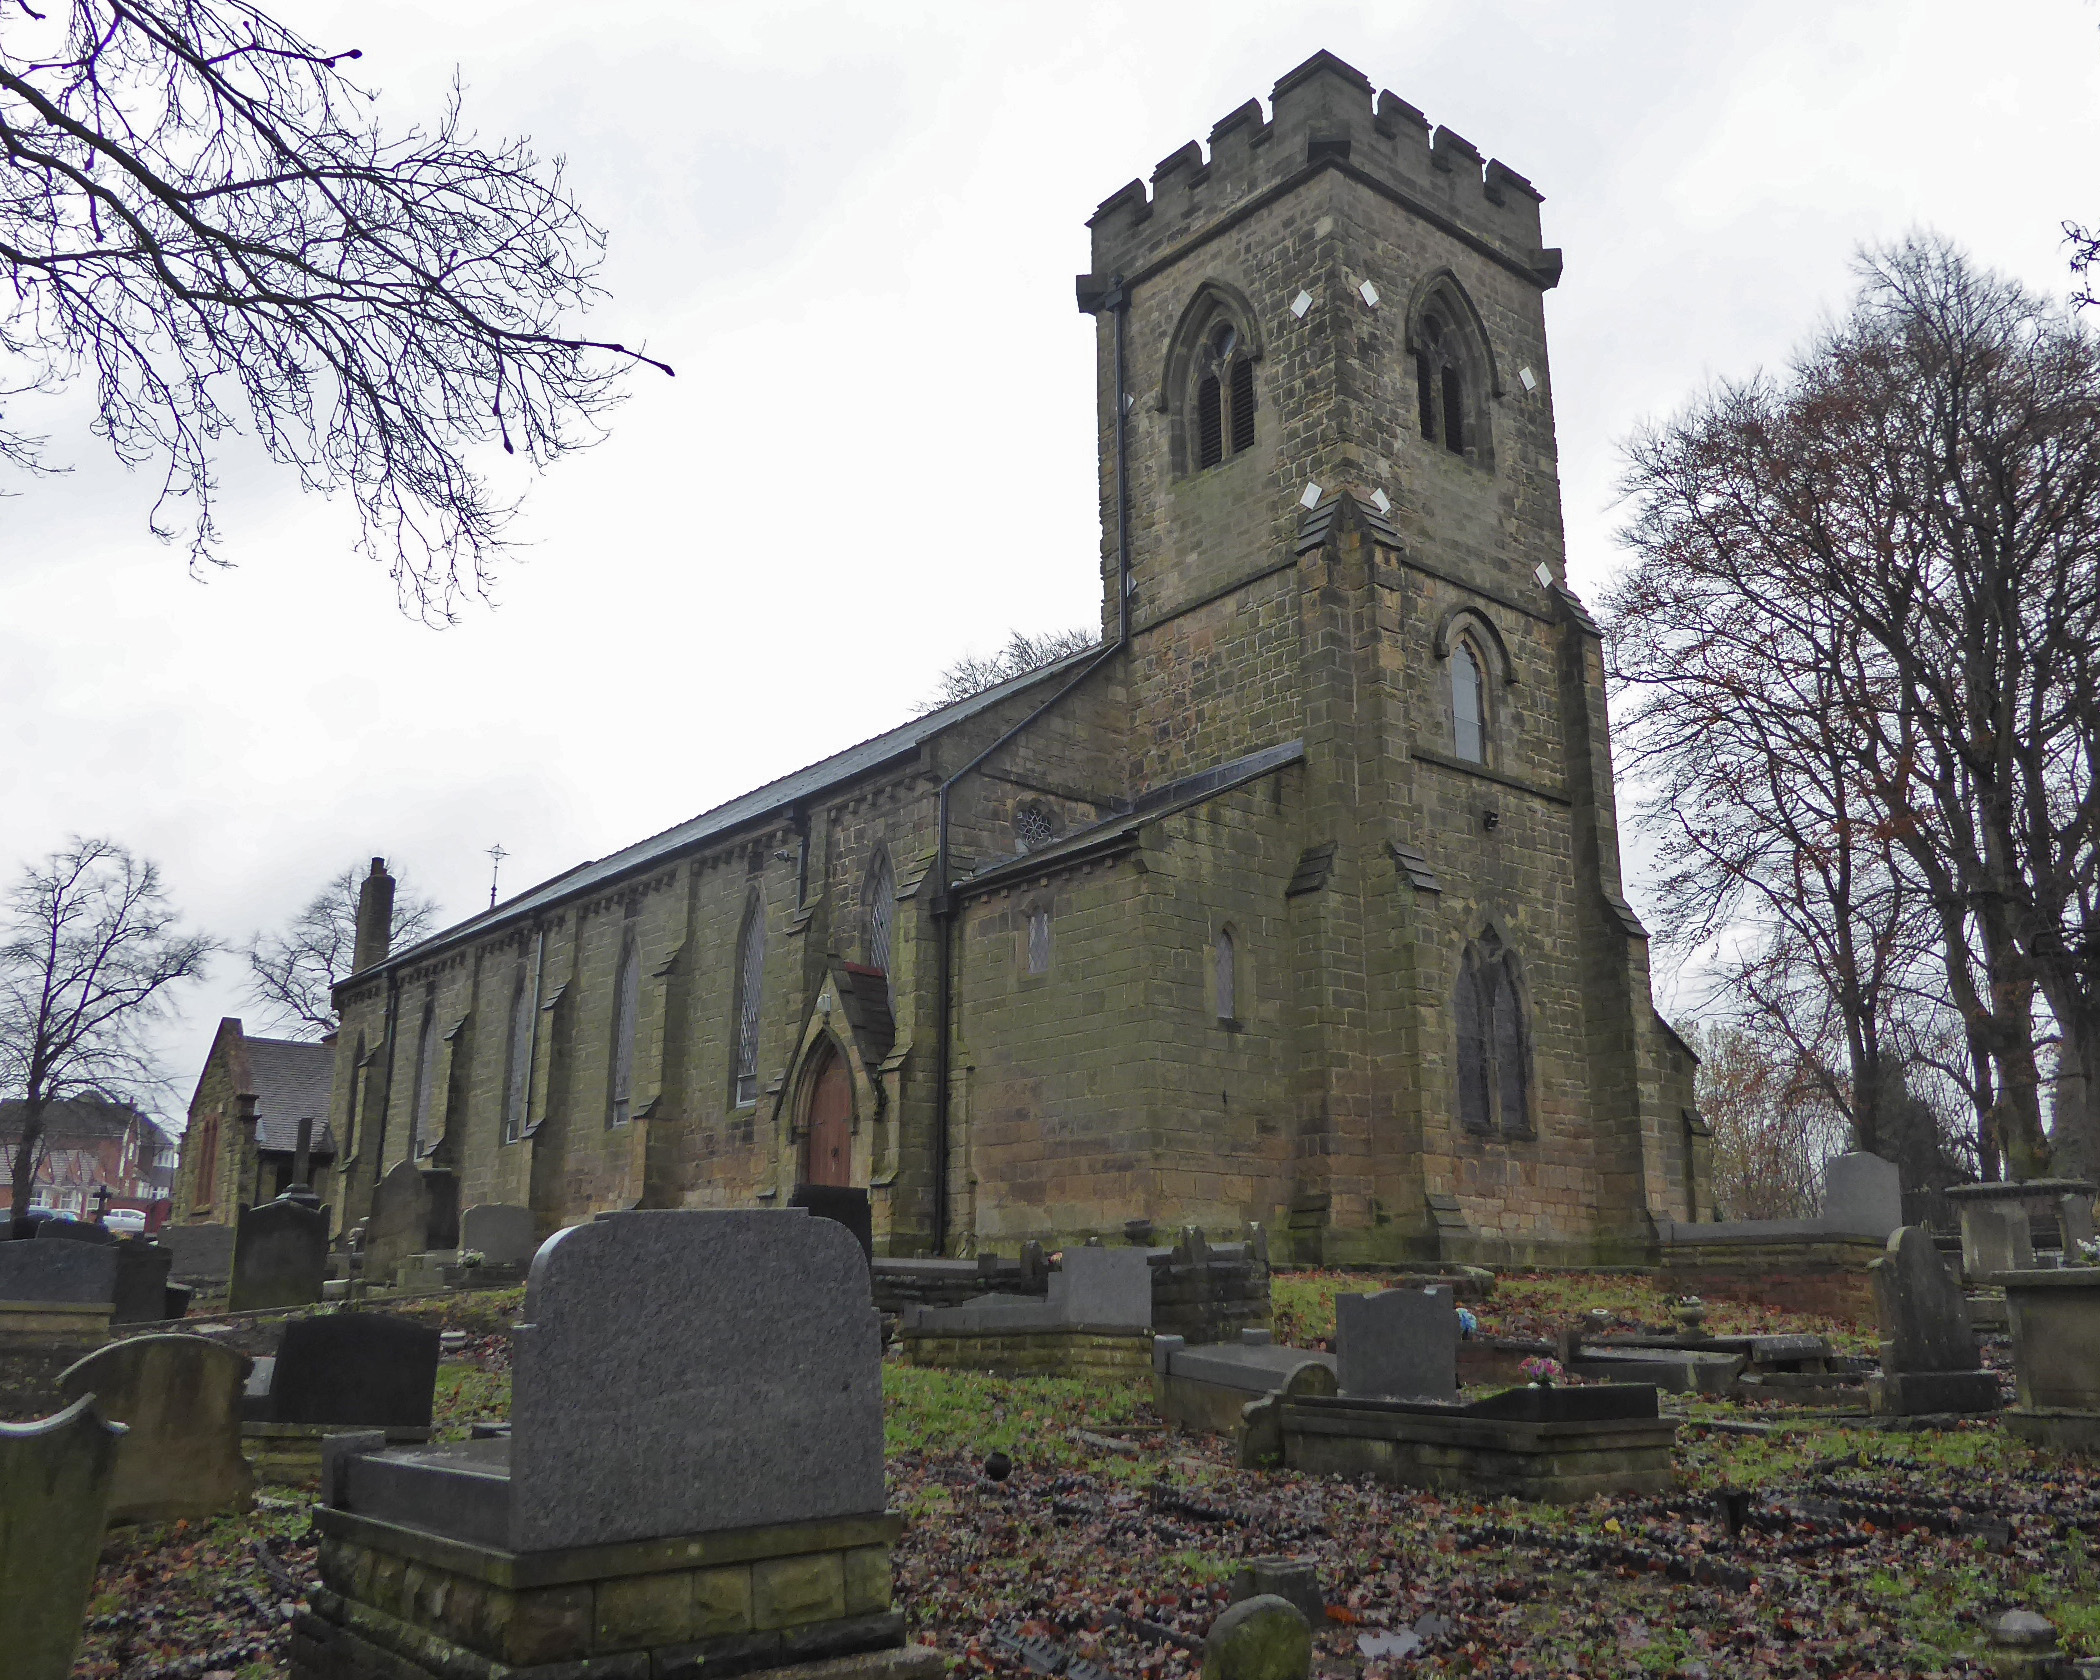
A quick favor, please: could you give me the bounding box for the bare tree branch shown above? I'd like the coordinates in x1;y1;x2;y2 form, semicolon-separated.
913;627;1099;715
0;0;671;619
239;863;435;1036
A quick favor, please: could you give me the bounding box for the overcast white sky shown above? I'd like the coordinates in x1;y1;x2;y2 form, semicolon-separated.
6;0;2099;1129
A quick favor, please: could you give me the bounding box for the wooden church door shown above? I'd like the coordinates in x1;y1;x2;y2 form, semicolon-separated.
803;1045;854;1187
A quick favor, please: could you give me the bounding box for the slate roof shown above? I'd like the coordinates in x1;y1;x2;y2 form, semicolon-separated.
244;1036;338;1157
358;648;1099;984
0;1097;152;1146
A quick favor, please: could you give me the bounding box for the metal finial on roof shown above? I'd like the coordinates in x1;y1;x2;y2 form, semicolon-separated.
486;842;510;909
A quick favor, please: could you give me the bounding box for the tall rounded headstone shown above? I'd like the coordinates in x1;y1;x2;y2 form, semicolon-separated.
0;1394;127;1679
59;1334;255;1522
227;1195;329;1313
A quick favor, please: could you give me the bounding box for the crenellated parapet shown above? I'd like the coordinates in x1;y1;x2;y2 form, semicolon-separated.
1086;49;1558;288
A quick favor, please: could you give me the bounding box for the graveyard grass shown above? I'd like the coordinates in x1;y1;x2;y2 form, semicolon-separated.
65;1273;2100;1678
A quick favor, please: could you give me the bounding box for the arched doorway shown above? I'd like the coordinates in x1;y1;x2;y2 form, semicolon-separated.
802;1042;854;1188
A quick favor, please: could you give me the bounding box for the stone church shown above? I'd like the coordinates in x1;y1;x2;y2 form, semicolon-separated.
327;50;1702;1267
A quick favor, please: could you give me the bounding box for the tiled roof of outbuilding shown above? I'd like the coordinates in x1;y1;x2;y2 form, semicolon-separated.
243;1036;337;1157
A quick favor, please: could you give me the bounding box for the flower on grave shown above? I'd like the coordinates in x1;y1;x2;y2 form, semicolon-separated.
1520;1356;1562;1387
1457;1306;1478;1339
461;1250;486;1268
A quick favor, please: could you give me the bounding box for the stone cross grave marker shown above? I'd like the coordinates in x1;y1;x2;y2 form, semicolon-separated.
0;1240;118;1305
509;1208;882;1551
261;1313;441;1428
227;1194;329;1313
1870;1226;2000;1415
1335;1286;1459;1402
364;1161;460;1288
1821;1152;1903;1238
458;1203;537;1267
59;1333;255;1522
0;1394;127;1680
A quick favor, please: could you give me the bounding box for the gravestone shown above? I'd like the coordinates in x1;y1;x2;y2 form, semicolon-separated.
363;1161;460;1287
1228;1558;1324;1626
1203;1595;1312;1680
1057;1246;1154;1326
458;1203;537;1267
1821;1152;1903;1238
1963;1204;2034;1277
110;1239;173;1325
35;1218;114;1244
1335;1286;1459;1401
0;1240;118;1305
227;1194;329;1313
1870;1226;1999;1415
2062;1193;2095;1255
0;1394;127;1680
507;1208;882;1550
160;1223;237;1286
58;1334;255;1522
262;1313;440;1428
788;1183;873;1261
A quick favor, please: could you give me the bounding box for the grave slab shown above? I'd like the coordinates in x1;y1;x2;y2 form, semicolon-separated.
1999;1268;2100;1450
0;1239;118;1305
259;1312;441;1428
58;1333;255;1522
160;1222;238;1286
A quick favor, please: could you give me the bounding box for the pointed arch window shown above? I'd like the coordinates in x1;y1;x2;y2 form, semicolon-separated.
1455;934;1531;1138
1451;639;1487;764
1215;929;1238;1025
502;964;535;1144
733;896;765;1107
609;933;642;1127
862;850;895;983
1191;320;1256;470
1413;307;1479;460
408;997;439;1157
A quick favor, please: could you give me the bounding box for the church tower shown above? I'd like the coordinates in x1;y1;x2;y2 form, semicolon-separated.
1068;50;1700;1263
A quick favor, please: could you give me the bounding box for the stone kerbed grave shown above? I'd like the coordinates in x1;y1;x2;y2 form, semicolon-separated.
1151;1226;1272;1346
297;1209;939;1680
0;1240;118;1415
1998;1267;2100;1453
1869;1226;2001;1417
871;1251;1048;1316
899;1247;1154;1378
1260;1373;1678;1504
243;1312;440;1485
1948;1180;2098;1281
1154;1331;1337;1434
227;1192;331;1313
0;1393;128;1680
58;1332;255;1522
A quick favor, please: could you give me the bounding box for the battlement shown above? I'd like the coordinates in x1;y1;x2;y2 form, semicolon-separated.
1086;49;1556;287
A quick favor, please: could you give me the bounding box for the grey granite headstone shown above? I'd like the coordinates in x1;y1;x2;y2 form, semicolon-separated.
0;1240;118;1305
1871;1225;2000;1415
1335;1286;1458;1401
1055;1246;1153;1327
160;1223;237;1286
788;1183;873;1261
59;1334;254;1522
364;1161;460;1287
509;1208;881;1551
0;1394;126;1679
264;1313;440;1427
227;1195;329;1313
1821;1152;1903;1238
459;1203;537;1267
110;1239;173;1325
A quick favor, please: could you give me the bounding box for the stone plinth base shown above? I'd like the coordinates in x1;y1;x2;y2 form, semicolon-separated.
244;1423;432;1487
1272;1386;1677;1503
1870;1370;2001;1416
2003;1407;2100;1454
294;1506;909;1680
898;1325;1150;1379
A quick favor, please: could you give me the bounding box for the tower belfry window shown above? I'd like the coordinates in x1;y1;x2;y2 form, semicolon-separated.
1415;312;1471;457
1193;321;1255;470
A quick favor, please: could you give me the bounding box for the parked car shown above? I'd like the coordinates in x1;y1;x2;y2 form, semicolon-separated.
102;1208;147;1235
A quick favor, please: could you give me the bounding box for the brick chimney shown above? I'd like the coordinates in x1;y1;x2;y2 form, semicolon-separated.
352;857;397;973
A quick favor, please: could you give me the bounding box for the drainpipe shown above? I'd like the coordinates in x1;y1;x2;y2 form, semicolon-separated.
926;274;1134;1255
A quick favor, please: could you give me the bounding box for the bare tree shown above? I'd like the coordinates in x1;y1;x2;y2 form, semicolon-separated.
0;838;213;1233
914;628;1099;714
1;0;670;618
240;864;437;1037
1609;236;2100;1181
1689;1019;1849;1220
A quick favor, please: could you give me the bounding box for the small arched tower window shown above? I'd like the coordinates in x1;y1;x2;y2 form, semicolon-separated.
1455;934;1531;1138
733;895;765;1107
502;964;534;1143
609;933;641;1127
1192;320;1256;470
862;849;895;990
1215;929;1238;1025
1409;279;1494;466
1451;639;1487;764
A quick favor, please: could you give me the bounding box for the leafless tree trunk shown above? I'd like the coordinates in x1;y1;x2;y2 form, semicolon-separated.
0;838;213;1233
1;0;670;618
1609;235;2100;1181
